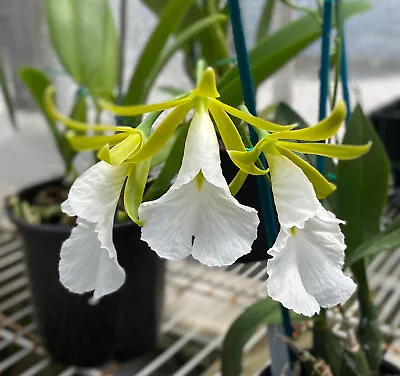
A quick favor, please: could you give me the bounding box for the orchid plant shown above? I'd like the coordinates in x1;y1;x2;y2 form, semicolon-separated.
12;0;391;374
45;66;369;315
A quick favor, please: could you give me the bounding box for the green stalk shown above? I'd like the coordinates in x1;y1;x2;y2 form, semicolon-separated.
205;0;230;76
352;261;382;372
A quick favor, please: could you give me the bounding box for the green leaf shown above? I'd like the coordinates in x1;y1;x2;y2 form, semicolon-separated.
337;105;390;254
123;0;195;106
345;216;400;267
158;86;188;97
70;93;88;124
0;50;17;128
336;105;388;372
19;68;75;174
142;14;226;103
144;122;189;201
275;102;307;129
139;0;170;15
256;0;276;41
340;348;371;376
221;299;281;376
44;0;118;100
221;298;307;376
218;1;371;106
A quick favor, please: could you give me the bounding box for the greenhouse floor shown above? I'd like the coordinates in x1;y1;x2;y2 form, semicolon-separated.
1;225;400;376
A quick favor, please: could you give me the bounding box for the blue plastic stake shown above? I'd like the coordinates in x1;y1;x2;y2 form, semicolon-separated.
339;12;351;122
227;0;293;372
317;0;333;172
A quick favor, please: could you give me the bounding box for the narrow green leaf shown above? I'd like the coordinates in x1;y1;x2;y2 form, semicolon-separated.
336;105;388;372
64;92;88;171
142;14;226;102
337;105;390;254
218;1;371;106
345;216;400;267
44;0;118;99
0;50;17;128
221;299;281;376
221;299;307;376
19;68;75;173
275;102;307;129
123;0;195;106
69;92;88;127
256;0;276;41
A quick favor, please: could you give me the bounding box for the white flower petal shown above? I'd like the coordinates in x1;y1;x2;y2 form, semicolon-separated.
59;219;125;300
140;179;259;266
175;110;228;191
62;161;128;224
297;205;356;308
62;161;127;258
139;181;197;261
267;152;319;229
267;230;320;316
191;179;259;266
267;205;355;316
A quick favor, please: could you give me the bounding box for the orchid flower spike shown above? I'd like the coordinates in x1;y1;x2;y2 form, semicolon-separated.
229;102;372;316
101;68;293;266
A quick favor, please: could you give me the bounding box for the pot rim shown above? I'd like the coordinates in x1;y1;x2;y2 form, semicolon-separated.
5;177;135;234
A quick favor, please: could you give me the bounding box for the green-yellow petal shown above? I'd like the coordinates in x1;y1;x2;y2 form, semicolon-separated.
125;102;192;163
210;98;295;133
193;67;220;98
229;170;248;196
208;101;245;151
276;145;336;199
44;86;133;133
270;101;346;141
66;132;129;151
277;140;372;160
124;159;151;226
100;95;193;116
98;133;142;165
228;143;267;176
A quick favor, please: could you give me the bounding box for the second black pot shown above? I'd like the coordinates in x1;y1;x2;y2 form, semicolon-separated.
7;179;165;367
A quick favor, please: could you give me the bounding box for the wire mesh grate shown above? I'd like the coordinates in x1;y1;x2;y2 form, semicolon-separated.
1;225;400;375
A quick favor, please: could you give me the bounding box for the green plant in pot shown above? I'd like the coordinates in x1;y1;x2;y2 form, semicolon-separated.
5;0;369;368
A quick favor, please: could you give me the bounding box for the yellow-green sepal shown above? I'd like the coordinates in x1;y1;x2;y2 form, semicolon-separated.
277;140;372;160
125;102;192;163
208;101;245;151
276;145;336;199
100;95;193;116
227;142;267;176
270;101;346;141
66;131;129;151
211;98;295;133
193;67;220;98
44;86;133;133
98;132;142;165
124;160;151;226
229;170;248;196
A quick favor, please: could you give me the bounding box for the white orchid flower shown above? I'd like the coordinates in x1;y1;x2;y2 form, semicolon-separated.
60;161;129;301
139;107;259;266
228;101;372;316
266;153;356;316
101;68;294;266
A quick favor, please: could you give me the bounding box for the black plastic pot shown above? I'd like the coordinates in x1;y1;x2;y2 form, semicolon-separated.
370;101;400;185
220;150;272;263
259;359;400;376
6;179;165;367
